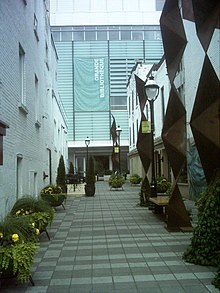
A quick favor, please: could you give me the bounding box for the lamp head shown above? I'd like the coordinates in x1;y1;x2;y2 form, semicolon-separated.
85;136;90;146
144;76;159;101
116;126;122;137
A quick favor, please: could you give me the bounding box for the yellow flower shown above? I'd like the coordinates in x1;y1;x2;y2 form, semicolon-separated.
0;232;3;238
48;187;53;194
25;210;29;215
35;229;40;235
12;234;19;242
16;210;21;216
32;223;35;228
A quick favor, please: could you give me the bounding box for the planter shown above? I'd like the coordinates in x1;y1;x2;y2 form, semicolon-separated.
0;242;37;285
85;183;95;196
41;193;66;209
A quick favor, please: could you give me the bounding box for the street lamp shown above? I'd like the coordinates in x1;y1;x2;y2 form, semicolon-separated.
85;136;90;172
144;76;159;197
116;125;122;173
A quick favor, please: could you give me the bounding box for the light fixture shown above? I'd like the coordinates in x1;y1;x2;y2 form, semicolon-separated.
116;125;122;137
85;136;90;147
144;75;160;197
144;75;159;101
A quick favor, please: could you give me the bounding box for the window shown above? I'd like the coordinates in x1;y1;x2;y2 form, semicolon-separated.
45;42;49;70
19;44;26;105
161;86;165;121
97;31;107;40
35;74;40;124
132;31;143;40
34;13;39;41
85;31;96;41
73;31;84;41
121;30;131;40
61;31;72;41
52;31;61;42
110;97;127;110
109;31;119;40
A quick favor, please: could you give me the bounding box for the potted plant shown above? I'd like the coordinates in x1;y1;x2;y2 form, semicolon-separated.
129;174;142;185
10;196;54;239
108;172;125;190
41;184;67;209
85;156;95;196
0;215;38;284
156;176;171;195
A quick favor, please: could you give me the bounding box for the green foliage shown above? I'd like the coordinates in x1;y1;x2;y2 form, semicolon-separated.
105;170;113;175
86;156;95;184
0;242;38;282
183;179;220;268
109;172;125;188
10;196;54;231
212;269;220;289
129;174;142;184
69;161;74;174
56;155;66;190
41;184;63;194
156;176;171;193
0;215;38;282
10;196;54;221
0;215;37;246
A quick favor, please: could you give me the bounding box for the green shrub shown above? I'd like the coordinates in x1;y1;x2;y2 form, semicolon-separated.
156;176;171;193
86;156;95;184
56;155;66;191
109;172;125;188
0;214;39;282
129;174;142;184
183;179;220;267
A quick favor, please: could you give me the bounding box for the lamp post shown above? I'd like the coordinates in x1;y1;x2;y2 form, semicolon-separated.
85;136;90;172
144;76;159;197
116;126;122;173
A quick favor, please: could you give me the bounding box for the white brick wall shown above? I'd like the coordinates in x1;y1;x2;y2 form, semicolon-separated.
0;0;68;218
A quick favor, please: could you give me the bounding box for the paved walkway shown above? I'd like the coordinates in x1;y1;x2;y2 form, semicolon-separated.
1;181;218;293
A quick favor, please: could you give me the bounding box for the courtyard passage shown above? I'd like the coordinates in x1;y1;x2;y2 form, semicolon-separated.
1;181;218;293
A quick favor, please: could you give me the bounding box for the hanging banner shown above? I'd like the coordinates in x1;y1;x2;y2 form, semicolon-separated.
74;57;109;111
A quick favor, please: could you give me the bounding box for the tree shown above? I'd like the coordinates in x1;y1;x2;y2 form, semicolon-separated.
69;161;74;174
56;155;66;191
85;156;95;196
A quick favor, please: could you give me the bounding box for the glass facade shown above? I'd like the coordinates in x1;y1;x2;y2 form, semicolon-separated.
51;25;164;142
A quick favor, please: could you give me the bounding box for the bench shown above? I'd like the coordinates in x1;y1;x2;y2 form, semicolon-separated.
149;196;169;214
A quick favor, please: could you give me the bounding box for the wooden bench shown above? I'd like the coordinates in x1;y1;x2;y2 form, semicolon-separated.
149;196;169;214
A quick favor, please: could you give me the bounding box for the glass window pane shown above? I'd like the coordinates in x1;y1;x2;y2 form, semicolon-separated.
52;31;60;42
121;31;131;40
132;31;143;40
97;31;107;40
61;31;72;41
109;31;119;40
85;31;96;40
73;31;84;41
144;31;155;40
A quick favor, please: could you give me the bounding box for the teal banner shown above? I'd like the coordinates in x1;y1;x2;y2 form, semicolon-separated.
74;57;109;111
